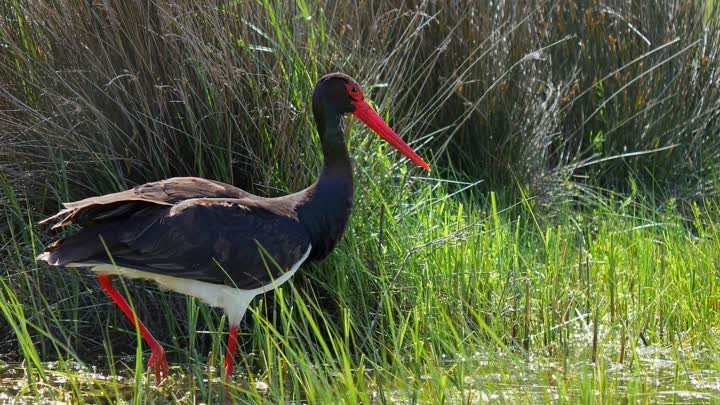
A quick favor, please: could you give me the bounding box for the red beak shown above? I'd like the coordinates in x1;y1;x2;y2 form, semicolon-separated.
353;101;431;172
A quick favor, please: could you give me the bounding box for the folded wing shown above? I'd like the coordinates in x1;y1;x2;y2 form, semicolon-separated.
39;182;311;289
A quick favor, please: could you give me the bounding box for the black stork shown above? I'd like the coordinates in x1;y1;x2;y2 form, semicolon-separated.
36;72;430;382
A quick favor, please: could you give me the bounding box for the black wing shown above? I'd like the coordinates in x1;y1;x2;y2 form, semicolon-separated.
40;198;311;290
40;177;251;229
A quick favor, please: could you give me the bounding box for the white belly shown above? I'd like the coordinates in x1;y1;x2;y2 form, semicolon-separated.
74;244;312;326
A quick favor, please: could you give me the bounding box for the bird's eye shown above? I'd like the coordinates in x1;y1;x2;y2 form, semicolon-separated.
345;82;363;101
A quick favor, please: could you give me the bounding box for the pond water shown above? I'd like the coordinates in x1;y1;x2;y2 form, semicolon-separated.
1;346;719;404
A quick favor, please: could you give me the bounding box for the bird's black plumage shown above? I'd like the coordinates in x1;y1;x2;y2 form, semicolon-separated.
41;192;311;289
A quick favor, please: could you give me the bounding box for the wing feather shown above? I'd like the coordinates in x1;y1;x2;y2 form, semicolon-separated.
40;177;250;229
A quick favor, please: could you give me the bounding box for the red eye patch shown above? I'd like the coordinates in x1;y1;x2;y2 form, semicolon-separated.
345;83;364;102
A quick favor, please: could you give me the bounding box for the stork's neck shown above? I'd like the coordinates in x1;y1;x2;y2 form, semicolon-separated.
318;114;352;175
297;112;354;261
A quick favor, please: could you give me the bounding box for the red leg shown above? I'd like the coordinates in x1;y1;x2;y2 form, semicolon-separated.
224;326;239;379
98;274;169;383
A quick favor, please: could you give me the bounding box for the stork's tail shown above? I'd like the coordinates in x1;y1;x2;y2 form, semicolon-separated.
35;222;125;267
36;240;64;265
36;251;52;263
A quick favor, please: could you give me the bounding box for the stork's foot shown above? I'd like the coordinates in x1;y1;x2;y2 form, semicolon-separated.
148;345;169;383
